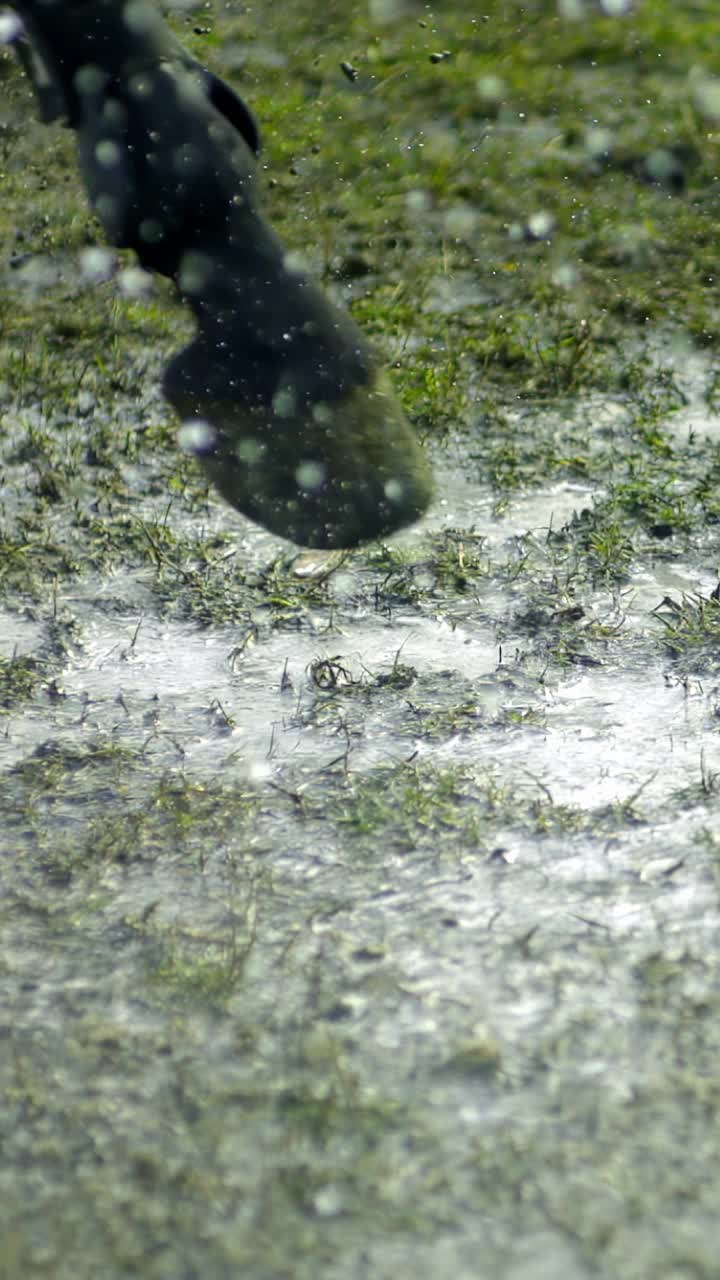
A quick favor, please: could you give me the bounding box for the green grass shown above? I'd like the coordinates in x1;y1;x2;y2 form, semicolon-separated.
0;653;47;710
654;590;720;671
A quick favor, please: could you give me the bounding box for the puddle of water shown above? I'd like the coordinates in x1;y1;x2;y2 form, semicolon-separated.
5;337;720;1280
413;468;598;544
504;663;718;807
0;608;44;658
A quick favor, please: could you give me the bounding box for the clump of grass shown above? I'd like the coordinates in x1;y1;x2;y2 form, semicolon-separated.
0;653;46;710
427;529;491;592
10;738;138;791
654;590;720;672
333;761;587;853
150;899;259;1002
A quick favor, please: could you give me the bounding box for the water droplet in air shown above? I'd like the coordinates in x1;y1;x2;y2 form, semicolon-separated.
95;140;121;168
123;1;157;35
295;461;326;492
0;13;24;43
476;74;505;103
384;478;404;503
178;251;213;294
311;402;333;426
444;204;479;238
79;247;114;283
117;267;154;298
526;210;555;240
236;438;264;465
178;420;216;454
272;387;297;419
74;64;107;97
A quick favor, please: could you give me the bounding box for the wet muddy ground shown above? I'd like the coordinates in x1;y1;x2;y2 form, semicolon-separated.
3;2;720;1277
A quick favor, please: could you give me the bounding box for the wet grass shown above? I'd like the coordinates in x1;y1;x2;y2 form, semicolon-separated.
333;759;591;848
654;588;720;671
4;1;720;1277
0;651;47;709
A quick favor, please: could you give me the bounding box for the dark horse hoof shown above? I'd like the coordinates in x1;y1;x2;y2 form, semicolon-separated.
165;342;433;550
